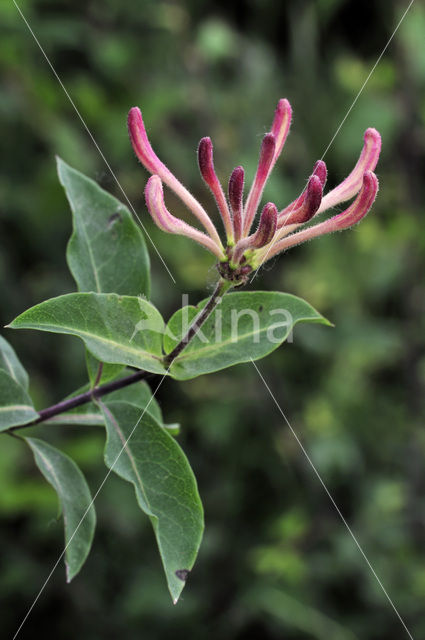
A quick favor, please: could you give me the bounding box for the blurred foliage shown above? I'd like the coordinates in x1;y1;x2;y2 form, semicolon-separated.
1;0;425;638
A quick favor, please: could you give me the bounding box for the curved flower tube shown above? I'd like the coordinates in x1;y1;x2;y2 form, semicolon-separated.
279;160;327;221
145;176;226;260
256;171;379;265
242;133;276;236
317;128;381;214
128;100;381;285
128;107;223;249
198;137;234;242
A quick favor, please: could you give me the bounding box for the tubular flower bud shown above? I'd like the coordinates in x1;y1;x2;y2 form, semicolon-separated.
232;202;277;265
259;171;378;263
198;137;233;241
128;107;222;247
279;160;327;219
318;128;381;214
277;175;323;228
270;99;292;168
128;100;381;284
243;133;276;236
145;176;226;260
228;166;244;242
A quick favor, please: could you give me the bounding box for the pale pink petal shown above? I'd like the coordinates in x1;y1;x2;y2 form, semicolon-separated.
128;107;222;247
318;128;381;214
145;176;226;260
198;137;233;241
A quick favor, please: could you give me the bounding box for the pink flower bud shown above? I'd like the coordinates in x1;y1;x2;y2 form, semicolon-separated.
228;166;244;242
233;202;277;264
270;98;292;168
312;160;328;188
318;128;381;214
197;137;233;240
243;133;276;235
252;202;278;247
279;160;327;217
145;175;226;260
128;107;222;247
278;175;323;227
263;171;378;261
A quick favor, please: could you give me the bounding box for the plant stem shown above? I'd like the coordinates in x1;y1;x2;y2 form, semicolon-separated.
163;278;231;366
10;369;151;430
10;279;232;430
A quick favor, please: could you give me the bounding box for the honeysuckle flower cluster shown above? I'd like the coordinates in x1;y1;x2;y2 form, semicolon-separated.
128;100;381;285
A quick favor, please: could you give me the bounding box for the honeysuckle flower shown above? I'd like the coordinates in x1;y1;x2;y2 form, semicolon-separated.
128;101;381;285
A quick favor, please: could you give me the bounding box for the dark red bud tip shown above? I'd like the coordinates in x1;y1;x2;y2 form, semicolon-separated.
280;175;323;226
305;175;323;215
312;160;327;187
228;166;245;211
255;133;276;182
254;202;278;248
198;137;215;185
261;133;276;158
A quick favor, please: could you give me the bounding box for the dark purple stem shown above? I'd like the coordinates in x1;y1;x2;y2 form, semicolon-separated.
11;369;151;430
163;278;230;366
10;279;231;431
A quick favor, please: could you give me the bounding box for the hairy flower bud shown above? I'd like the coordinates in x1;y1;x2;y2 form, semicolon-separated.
318;128;381;213
228;166;244;242
243;133;276;235
232;202;277;264
262;171;379;261
197;137;233;241
145;175;225;259
128;107;222;246
278;175;323;227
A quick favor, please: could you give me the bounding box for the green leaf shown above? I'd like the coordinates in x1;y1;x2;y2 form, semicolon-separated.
58;157;150;298
8;293;166;375
164;291;331;380
25;437;96;581
0;334;29;390
85;351;124;387
100;401;203;603
0;370;38;430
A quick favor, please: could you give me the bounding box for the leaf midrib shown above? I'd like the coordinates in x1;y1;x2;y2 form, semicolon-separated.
171;316;318;363
12;321;163;364
0;404;36;413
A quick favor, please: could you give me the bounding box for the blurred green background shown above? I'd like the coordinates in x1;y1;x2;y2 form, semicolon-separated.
1;0;425;638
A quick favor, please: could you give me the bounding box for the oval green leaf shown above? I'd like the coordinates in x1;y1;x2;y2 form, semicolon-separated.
58;157;150;298
8;293;166;374
0;334;29;390
100;401;204;603
25;437;96;581
0;370;38;430
164;291;331;380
